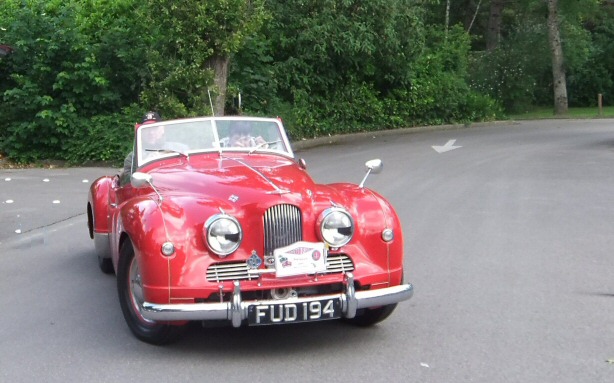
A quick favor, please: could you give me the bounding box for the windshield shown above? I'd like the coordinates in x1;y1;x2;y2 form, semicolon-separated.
136;117;293;166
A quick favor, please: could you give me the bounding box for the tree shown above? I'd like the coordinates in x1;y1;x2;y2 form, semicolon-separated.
547;0;568;114
486;0;507;50
140;0;267;117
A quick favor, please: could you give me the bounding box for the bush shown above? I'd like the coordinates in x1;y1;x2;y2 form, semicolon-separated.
62;106;140;165
468;49;538;113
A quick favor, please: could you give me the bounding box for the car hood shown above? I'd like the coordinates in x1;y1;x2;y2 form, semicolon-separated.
144;154;329;207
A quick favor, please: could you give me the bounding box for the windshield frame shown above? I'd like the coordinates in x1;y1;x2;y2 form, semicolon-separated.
135;116;295;168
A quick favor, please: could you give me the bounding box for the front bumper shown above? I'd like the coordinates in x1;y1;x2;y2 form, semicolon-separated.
141;273;413;326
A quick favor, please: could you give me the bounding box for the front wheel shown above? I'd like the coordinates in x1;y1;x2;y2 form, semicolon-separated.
98;255;114;274
117;239;185;345
345;304;397;326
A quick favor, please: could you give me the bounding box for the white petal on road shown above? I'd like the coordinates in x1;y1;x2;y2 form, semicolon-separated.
4;178;11;181
15;229;21;234
43;178;50;182
5;199;14;204
82;179;89;183
52;200;61;204
420;363;430;368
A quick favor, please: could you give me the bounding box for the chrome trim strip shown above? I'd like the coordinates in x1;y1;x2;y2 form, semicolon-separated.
140;272;414;326
224;156;289;194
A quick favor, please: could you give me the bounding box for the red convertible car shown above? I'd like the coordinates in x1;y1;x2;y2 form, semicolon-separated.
87;116;413;344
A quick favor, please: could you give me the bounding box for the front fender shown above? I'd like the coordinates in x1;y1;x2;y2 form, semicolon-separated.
88;176;114;236
118;197;171;304
327;183;405;287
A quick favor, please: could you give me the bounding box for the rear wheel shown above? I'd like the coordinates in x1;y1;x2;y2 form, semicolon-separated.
117;239;185;345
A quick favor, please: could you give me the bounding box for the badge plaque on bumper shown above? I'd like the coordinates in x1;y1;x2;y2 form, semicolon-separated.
273;241;327;277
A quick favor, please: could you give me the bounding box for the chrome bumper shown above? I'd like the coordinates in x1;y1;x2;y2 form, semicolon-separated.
141;273;413;326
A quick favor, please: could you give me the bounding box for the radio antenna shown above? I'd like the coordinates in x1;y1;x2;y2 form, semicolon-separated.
207;88;215;116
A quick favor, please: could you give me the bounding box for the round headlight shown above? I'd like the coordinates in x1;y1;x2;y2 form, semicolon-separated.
204;214;242;257
318;208;354;247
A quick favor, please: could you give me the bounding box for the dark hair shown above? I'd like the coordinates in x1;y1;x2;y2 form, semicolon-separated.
141;111;162;123
231;121;251;135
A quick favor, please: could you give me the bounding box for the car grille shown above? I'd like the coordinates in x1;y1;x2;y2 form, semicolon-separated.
264;204;302;255
206;254;355;282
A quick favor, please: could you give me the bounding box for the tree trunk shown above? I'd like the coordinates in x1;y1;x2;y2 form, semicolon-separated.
208;55;230;116
547;0;568;115
485;0;505;51
445;0;450;38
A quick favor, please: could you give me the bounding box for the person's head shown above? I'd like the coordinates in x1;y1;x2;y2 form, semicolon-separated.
142;124;165;146
230;121;251;138
142;111;162;124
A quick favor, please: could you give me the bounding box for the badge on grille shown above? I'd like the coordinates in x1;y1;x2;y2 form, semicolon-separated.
247;252;262;269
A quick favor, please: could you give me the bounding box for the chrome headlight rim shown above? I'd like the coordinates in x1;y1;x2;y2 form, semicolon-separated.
317;207;354;247
204;214;242;257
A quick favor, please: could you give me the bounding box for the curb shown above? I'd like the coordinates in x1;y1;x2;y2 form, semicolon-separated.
291;120;518;151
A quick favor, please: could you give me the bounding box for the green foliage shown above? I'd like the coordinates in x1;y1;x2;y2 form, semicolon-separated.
566;10;614;106
232;1;500;139
463;0;614;111
62;106;139;165
139;0;267;118
0;0;511;164
468;49;538;113
0;0;149;163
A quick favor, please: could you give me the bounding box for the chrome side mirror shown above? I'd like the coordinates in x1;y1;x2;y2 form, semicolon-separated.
365;159;383;174
359;159;383;188
131;172;164;203
131;172;153;188
298;158;307;170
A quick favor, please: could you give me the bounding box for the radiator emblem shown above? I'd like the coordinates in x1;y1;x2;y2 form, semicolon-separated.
247;252;262;269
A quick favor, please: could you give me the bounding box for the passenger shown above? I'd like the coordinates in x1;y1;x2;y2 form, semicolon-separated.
228;121;267;148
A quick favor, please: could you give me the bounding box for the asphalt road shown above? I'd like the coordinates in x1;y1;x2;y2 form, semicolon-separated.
1;119;614;382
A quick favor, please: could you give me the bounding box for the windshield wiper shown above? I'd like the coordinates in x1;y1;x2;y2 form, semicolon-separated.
248;140;282;154
145;148;189;160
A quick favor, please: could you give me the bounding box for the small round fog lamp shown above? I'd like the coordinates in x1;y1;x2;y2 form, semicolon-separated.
381;229;394;242
161;242;175;256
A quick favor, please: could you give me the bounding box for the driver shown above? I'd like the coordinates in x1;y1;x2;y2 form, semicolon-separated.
141;124;166;157
120;111;162;184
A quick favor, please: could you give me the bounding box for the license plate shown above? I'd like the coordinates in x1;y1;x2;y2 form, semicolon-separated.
248;298;341;326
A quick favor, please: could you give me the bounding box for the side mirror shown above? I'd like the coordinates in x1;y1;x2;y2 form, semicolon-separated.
365;159;383;174
298;158;307;170
131;172;153;189
359;159;383;189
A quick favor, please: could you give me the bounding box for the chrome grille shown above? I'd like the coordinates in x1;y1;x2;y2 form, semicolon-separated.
325;254;355;273
205;262;254;282
206;254;355;282
264;204;302;255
